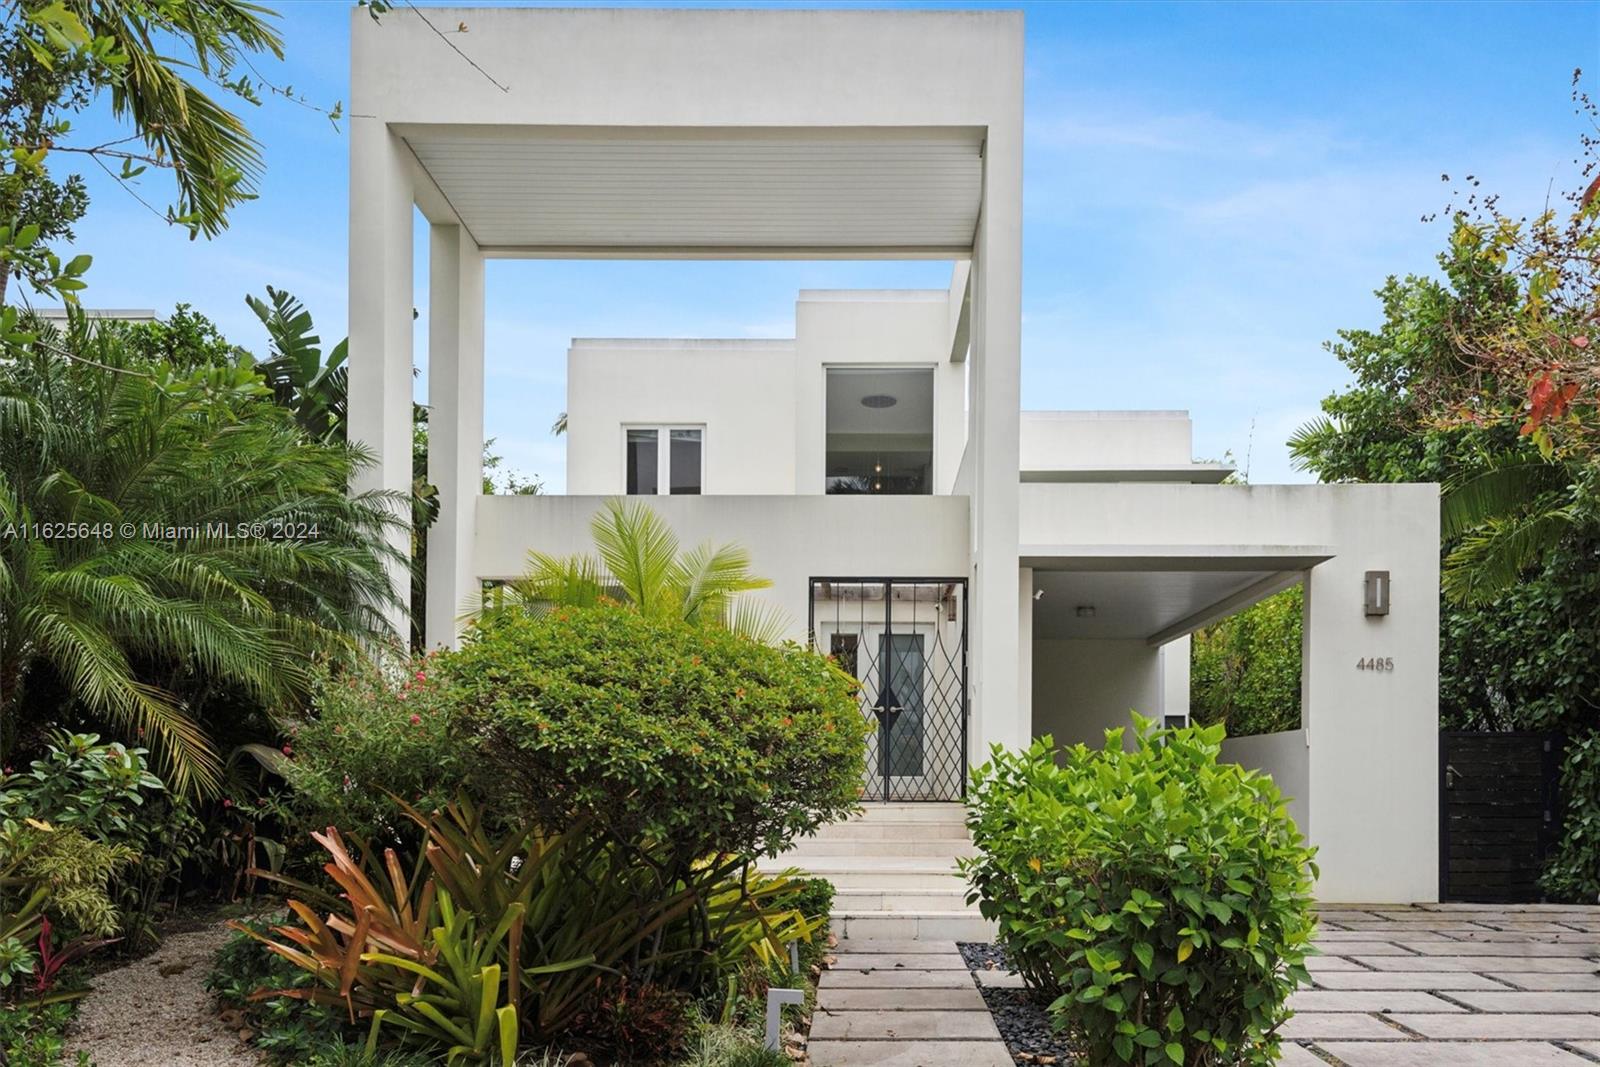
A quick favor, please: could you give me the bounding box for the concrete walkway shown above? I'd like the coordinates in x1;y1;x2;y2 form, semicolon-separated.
809;939;1012;1067
1288;903;1600;1065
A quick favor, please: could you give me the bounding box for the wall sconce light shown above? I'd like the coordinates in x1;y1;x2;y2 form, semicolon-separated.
1364;570;1390;616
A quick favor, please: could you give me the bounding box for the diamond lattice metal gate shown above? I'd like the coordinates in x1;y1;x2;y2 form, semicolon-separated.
808;578;968;802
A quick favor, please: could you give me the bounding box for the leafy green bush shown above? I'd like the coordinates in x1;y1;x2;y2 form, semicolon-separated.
1543;730;1600;903
0;731;192;949
0;1000;90;1067
284;652;471;840
207;914;350;1063
448;604;867;861
1190;586;1303;738
962;716;1317;1067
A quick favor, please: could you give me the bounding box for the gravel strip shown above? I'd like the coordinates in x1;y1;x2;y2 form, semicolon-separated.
959;942;1082;1065
65;923;263;1067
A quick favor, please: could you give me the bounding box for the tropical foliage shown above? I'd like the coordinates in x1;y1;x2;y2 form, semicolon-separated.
1189;585;1303;738
233;796;828;1059
962;717;1317;1066
283;651;468;843
483;497;787;642
1;0;300;305
1289;107;1600;897
0;311;403;794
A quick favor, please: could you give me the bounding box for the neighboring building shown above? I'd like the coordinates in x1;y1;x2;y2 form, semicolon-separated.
348;7;1440;928
33;308;159;325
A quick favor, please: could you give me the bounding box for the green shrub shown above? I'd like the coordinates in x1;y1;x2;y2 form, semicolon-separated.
206;915;350;1063
0;731;190;949
1190;586;1303;738
284;652;472;841
1543;729;1600;903
0;1000;90;1067
447;604;867;861
962;716;1317;1067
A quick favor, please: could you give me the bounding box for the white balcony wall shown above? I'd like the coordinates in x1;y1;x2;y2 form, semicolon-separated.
476;494;971;644
1021;411;1193;470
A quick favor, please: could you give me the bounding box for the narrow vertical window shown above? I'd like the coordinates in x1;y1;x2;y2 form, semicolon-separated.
626;429;658;495
669;429;702;495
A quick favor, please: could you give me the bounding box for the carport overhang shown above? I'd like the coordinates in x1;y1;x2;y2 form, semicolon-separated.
1021;543;1333;647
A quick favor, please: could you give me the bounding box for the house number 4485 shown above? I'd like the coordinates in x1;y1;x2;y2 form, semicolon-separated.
1356;657;1394;671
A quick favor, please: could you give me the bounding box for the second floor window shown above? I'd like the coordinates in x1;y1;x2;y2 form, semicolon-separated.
626;426;703;495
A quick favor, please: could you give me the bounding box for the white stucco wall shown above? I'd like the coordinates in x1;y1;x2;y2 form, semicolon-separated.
1021;411;1193;471
1020;482;1441;903
565;340;798;495
475;494;971;644
1033;638;1164;749
564;291;968;498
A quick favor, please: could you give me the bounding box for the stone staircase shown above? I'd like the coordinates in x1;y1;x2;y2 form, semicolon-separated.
771;803;995;940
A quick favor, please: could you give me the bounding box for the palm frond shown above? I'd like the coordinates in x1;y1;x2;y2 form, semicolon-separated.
722;598;794;645
1287;416;1341;472
1442;507;1578;606
590;498;679;618
486;552;613;618
1441;456;1573;539
673;541;772;625
69;0;283;238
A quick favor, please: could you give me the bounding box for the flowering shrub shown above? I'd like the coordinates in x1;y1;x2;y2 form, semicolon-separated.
283;652;471;840
446;604;869;861
962;716;1317;1067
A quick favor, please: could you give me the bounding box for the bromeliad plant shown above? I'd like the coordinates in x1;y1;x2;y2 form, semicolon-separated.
961;716;1318;1067
236;797;823;1060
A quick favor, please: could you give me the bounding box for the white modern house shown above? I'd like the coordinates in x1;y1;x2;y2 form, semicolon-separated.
348;7;1440;932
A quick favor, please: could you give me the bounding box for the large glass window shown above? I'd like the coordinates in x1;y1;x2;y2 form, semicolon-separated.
626;426;702;495
825;367;934;494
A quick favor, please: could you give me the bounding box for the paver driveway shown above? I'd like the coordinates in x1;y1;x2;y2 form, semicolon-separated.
809;904;1600;1066
1293;903;1600;1065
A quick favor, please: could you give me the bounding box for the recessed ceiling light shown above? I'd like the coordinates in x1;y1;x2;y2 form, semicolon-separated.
861;394;897;409
1075;605;1096;618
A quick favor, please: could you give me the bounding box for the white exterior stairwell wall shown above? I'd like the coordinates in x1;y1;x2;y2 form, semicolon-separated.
792;291;968;495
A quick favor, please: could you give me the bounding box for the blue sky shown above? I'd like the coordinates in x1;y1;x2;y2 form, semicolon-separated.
43;0;1598;490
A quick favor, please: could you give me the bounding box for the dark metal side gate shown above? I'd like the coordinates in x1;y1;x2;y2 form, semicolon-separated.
1440;731;1566;903
808;578;968;802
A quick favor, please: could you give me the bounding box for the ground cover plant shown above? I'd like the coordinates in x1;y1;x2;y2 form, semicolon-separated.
962;716;1318;1067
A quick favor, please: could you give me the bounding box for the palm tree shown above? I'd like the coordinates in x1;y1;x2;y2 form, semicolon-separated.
482;498;787;641
1440;454;1589;605
0;311;404;794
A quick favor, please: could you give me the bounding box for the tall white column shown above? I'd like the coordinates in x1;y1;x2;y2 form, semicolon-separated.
968;116;1026;758
347;119;416;641
425;224;485;649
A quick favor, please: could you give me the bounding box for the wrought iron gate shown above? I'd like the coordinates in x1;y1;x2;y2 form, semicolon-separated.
808;578;968;802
